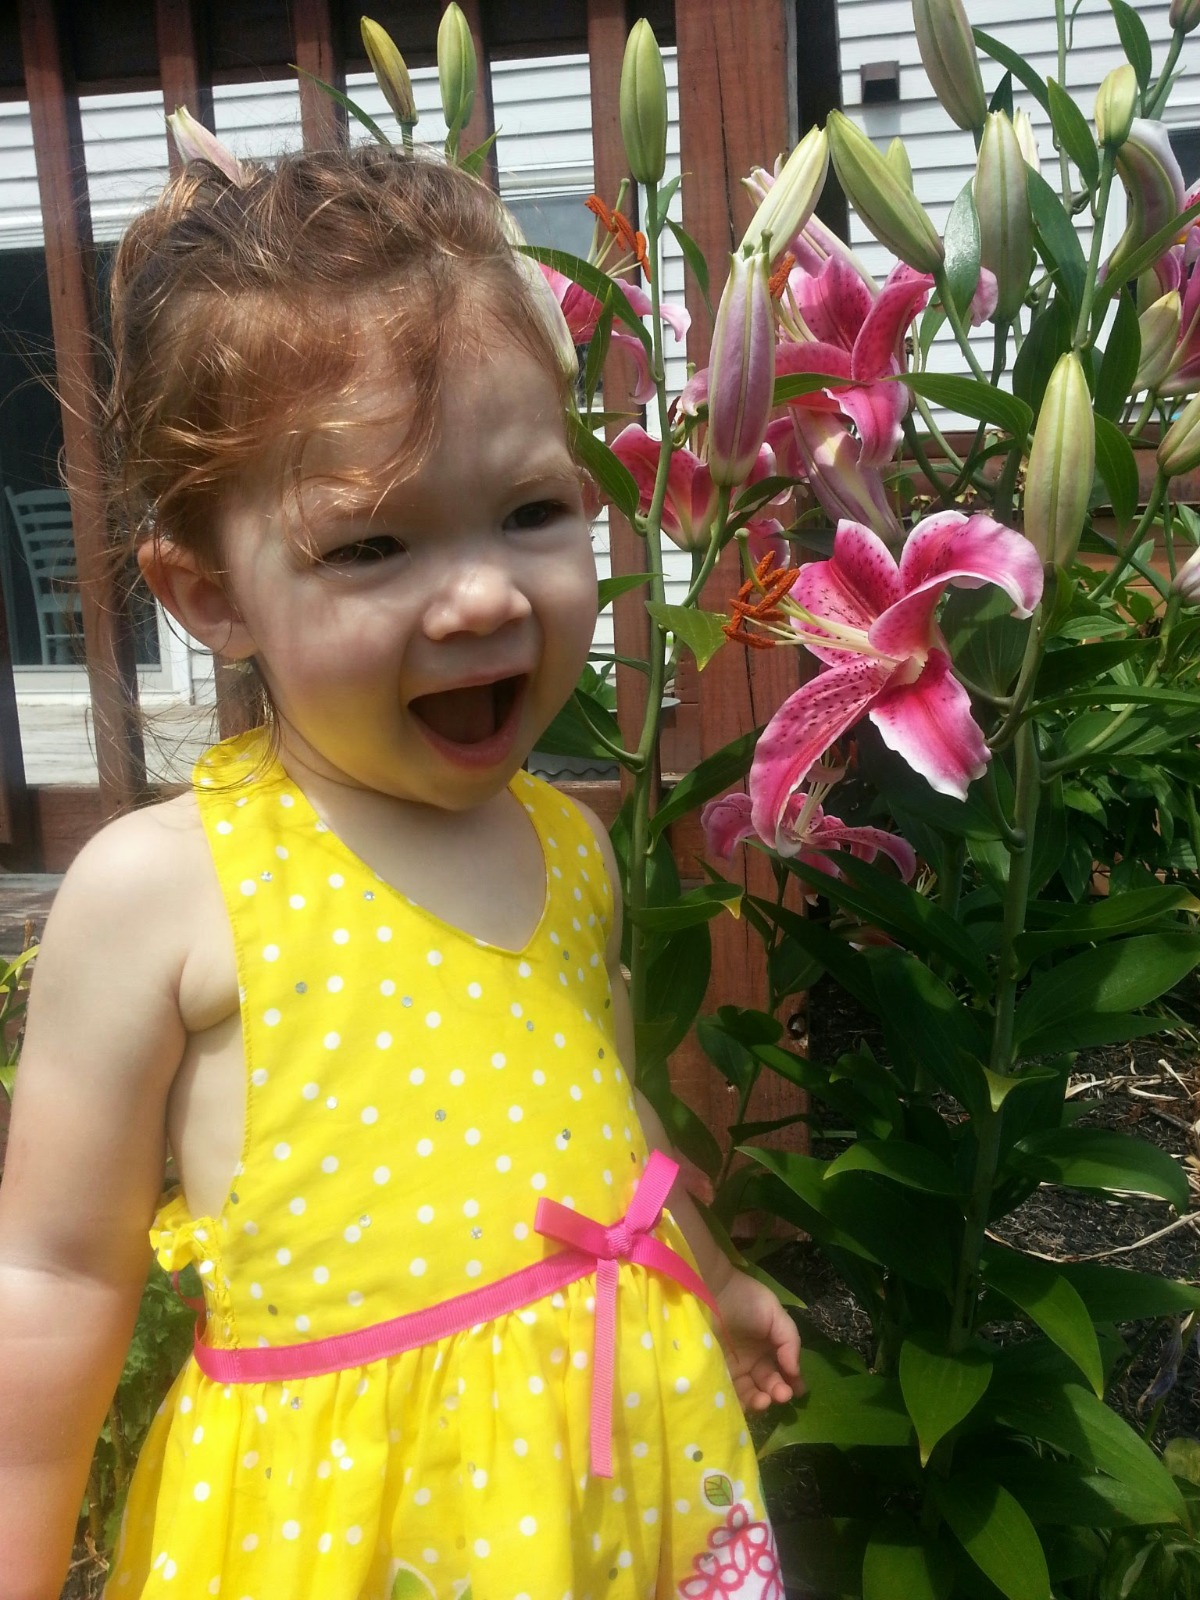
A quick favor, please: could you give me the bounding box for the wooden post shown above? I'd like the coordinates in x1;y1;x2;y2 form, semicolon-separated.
676;0;806;1138
18;0;147;816
294;0;348;149
587;0;648;790
0;574;33;863
154;0;212;171
445;0;498;188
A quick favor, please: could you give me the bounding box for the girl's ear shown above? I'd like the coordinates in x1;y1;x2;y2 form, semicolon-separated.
137;538;257;661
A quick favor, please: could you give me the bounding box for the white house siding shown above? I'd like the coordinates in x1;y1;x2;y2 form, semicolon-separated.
836;1;1200;422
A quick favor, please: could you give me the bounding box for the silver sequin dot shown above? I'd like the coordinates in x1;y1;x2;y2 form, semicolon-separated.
435;1109;447;1122
295;983;307;994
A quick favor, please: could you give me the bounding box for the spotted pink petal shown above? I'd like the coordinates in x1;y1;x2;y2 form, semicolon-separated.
834;368;907;467
747;517;789;567
617;279;691;342
610;329;657;404
869;648;989;799
807;813;917;879
789;412;904;545
790;252;874;352
540;266;603;341
766;415;802;477
610;424;716;546
869;510;1043;659
851;262;933;381
775;339;854;387
794;520;903;662
749;657;893;840
701;792;756;860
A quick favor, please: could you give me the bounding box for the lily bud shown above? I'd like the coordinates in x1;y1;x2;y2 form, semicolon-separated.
791;409;905;545
1013;109;1041;173
740;125;829;262
706;249;776;488
1174;546;1200;601
974;112;1034;322
1135;290;1182;391
912;0;987;132
166;107;245;186
620;20;668;186
362;18;418;130
437;3;477;136
1095;65;1138;151
1158;388;1200;476
1170;0;1200;34
886;137;914;189
827;110;944;274
1024;352;1095;566
1106;119;1186;285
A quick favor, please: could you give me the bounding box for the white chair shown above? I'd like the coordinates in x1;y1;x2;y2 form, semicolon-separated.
3;488;83;666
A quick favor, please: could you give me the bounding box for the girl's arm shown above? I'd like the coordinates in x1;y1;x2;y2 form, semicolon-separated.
0;810;191;1599
575;802;802;1413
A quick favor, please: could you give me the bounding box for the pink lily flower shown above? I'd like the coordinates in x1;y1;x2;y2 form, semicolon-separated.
1154;183;1200;395
1104;119;1186;286
703;783;916;882
748;512;1044;839
539;265;690;405
609;424;778;550
789;407;904;545
166;107;246;186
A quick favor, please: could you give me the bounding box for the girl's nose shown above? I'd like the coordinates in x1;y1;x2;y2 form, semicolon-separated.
423;559;533;639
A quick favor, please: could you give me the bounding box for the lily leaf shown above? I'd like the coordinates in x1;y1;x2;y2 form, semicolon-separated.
645;603;728;670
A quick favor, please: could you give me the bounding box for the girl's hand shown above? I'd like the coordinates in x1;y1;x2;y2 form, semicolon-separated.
714;1270;804;1413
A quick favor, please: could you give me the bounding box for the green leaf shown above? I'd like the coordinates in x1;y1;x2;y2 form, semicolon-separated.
762;1373;914;1454
665;218;713;319
773;370;851;405
536;685;623;762
1093;412;1140;530
1056;1262;1200;1321
1047;78;1100;190
1013;933;1200;1049
1094;293;1141;423
973;29;1051;114
988;1381;1187;1526
982;1246;1105;1396
1015;884;1200;963
992;1457;1182;1529
990;69;1015;121
292;65;393;146
750;900;878;1013
863;1517;953;1600
1012;1128;1189;1211
650;727;761;840
1163;1438;1200;1487
1021;1010;1176;1056
942;584;1029;700
597;572;652;610
867;951;989;1113
521;245;652;350
1096;193;1200;300
653;173;682;228
638;922;711;1071
628;881;742;932
899;1338;994;1465
824;1139;960;1197
1035;638;1153;698
1027;169;1087;316
644;602;728;671
935;1477;1052;1600
944;181;982;319
1013;298;1075;413
902;372;1032;441
1109;0;1153;88
568;413;640;520
458;129;500;178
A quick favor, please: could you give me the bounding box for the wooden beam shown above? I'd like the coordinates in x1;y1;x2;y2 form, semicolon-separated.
444;0;498;187
0;573;32;860
294;0;348;149
587;0;648;793
154;0;213;174
17;0;147;816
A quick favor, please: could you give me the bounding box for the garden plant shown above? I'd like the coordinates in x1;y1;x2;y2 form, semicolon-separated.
26;0;1200;1590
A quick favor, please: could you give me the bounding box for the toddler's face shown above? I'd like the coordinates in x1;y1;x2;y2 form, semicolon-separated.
217;333;596;810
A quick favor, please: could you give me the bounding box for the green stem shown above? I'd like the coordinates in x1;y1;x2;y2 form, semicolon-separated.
1091;469;1168;602
1147;31;1185;119
934;267;990;384
682;487;732;608
914;396;966;472
902;414;954;504
1073;149;1116;352
1129;392;1157;442
989;603;1046;754
1055;0;1073;210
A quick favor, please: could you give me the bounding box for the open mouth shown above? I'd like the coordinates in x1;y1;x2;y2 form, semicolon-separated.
408;675;526;748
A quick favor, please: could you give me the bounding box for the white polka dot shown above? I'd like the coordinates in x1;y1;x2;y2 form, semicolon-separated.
331;1439;347;1457
344;1225;362;1244
528;1375;544;1394
508;1105;524;1122
531;1173;546;1190
279;793;295;808
471;1467;488;1489
517;961;532;978
410;1258;427;1276
425;1011;441;1029
251;1068;268;1088
617;1551;633;1569
474;1539;490;1558
417;1137;434;1156
263;1009;281;1028
513;1221;529;1240
215;820;232;836
414;1487;431;1506
321;1156;338;1174
426;949;443;966
374;1166;390;1185
346;1526;363;1546
262;944;279;962
381;979;396;996
532;1069;546;1086
449;1068;465;1086
301;1081;319;1100
633;1440;649;1458
332;929;349;945
317;1533;332;1553
519;1516;537;1536
417;1204;434;1223
640;1331;654;1350
554;1032;566;1048
241;1534;258;1552
376;1031;392;1049
570;1085;582;1101
348;1290;364;1307
465;1128;481;1146
377;926;393;942
193;1481;210;1501
466;1260;482;1278
514;1437;528;1456
625;1392;640;1408
276;1247;291;1265
492;1052;506;1069
361;1106;379;1125
239;879;257;897
274;1142;291;1160
328;873;344;888
467;982;482;999
496;1154;512;1173
249;1282;263;1300
288;894;305;910
408;1068;425;1087
282;1520;300;1540
313;1265;330;1284
675;1375;691;1394
323;1031;340;1050
326;976;343;993
289;1197;306;1216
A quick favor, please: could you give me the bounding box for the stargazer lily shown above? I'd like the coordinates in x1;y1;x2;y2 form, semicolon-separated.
702;776;916;880
739;513;1043;839
1146;184;1200;394
1104;119;1187;286
609;424;780;550
538;266;689;406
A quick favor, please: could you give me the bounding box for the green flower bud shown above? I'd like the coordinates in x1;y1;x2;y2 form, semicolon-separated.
1013;109;1041;172
886;136;914;189
1170;0;1200;35
1158;388;1200;476
826;110;944;274
1095;64;1138;150
361;18;418;129
739;125;829;261
974;112;1034;322
437;3;477;137
1135;291;1182;392
912;0;987;132
1024;352;1095;566
620;20;668;185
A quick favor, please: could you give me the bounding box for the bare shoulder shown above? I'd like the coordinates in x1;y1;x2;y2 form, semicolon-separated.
565;794;622;896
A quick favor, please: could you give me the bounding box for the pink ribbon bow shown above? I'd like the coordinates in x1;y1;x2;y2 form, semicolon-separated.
534;1149;719;1478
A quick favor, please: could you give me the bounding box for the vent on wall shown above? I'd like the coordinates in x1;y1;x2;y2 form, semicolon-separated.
860;61;901;105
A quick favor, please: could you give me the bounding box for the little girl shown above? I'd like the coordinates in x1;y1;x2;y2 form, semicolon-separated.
0;144;800;1600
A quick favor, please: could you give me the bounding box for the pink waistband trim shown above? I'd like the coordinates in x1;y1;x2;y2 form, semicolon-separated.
189;1151;718;1479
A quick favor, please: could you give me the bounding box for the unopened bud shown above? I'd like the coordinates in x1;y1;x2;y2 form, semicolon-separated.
362;18;418;129
166;106;246;186
1024;352;1095;566
1096;65;1138;150
1170;0;1200;35
886;137;914;189
1158;388;1200;476
827;110;944;274
975;112;1034;322
1135;291;1182;391
1174;546;1200;601
1013;109;1041;172
437;3;477;137
706;250;776;488
911;0;987;132
740;126;828;262
1106;119;1186;286
620;20;668;185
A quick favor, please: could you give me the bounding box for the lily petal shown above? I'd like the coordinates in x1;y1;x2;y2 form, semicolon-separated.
807;813;918;880
610;329;657;404
700;792;756;860
869;649;989;799
618;279;691;341
791;253;874;351
790;412;905;546
851;262;933;380
834;369;907;467
794;519;904;658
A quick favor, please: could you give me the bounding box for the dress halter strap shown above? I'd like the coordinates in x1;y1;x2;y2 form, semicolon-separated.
189;1152;719;1480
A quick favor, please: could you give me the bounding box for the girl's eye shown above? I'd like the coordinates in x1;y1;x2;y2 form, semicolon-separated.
322;535;407;566
505;500;565;531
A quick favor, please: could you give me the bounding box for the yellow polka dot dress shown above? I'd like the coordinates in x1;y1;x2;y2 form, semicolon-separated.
105;730;782;1600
